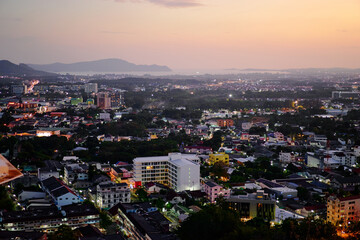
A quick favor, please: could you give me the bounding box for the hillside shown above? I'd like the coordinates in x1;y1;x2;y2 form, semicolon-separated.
28;58;172;73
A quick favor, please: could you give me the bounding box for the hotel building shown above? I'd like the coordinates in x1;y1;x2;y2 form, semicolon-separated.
133;153;200;192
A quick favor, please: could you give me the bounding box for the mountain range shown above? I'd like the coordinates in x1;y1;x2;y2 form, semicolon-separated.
0;60;56;77
28;58;172;73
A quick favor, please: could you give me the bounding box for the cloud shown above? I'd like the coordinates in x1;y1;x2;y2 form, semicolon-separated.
113;0;203;8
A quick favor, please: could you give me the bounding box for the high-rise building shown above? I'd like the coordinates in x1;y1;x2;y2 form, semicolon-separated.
97;92;111;109
85;83;98;93
133;153;200;192
110;90;124;108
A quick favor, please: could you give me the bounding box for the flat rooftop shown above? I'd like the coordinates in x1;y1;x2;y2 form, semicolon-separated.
0;154;23;185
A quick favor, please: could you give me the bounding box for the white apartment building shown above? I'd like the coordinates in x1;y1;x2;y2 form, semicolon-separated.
133;153;200;192
279;152;295;164
96;181;130;209
84;83;98;93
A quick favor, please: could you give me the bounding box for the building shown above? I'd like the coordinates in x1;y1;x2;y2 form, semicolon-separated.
40;176;82;207
0;204;99;232
18;191;46;202
208;153;229;166
183;146;212;154
201;180;230;203
97;92;111;109
133;153;200;192
64;164;89;185
327;195;360;225
108;202;176;240
332;91;360;99
99;112;111;121
216;119;234;128
227;190;276;221
279;152;295;164
95;181;130;209
110;90;124;108
274;132;284;141
85;83;98;93
70;97;83;105
0;154;23;185
11;85;28;95
38;167;59;181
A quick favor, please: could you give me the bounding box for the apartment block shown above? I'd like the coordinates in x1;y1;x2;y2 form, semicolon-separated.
201;180;230;203
208;153;229;166
0;204;99;232
133;153;200;192
227;190;276;221
327;195;360;225
95;181;130;209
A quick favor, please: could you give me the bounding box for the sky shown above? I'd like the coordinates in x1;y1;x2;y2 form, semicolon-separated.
1;0;360;70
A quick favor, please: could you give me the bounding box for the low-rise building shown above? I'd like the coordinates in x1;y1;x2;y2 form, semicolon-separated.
208;153;229;166
38;167;59;181
96;181;130;209
279;152;295;164
227;190;276;221
64;163;89;185
108;202;176;240
41;176;82;207
201;180;230;203
0;204;99;232
18;191;46;202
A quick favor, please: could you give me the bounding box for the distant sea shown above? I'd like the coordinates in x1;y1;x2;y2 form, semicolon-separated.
57;69;286;76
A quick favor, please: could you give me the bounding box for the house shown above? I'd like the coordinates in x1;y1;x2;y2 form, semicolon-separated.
201;180;230;203
18;191;46;202
64;163;89;185
40;176;82;207
38;167;59;181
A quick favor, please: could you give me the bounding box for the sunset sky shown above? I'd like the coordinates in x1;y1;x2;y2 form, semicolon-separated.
1;0;360;70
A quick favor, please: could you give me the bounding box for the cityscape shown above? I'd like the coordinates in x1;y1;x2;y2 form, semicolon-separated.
1;0;360;240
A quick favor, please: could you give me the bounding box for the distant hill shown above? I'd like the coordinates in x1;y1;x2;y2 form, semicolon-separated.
0;60;56;77
28;58;172;73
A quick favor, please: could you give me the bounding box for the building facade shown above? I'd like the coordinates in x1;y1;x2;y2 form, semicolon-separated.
227;191;276;221
208;153;229;166
201;180;230;203
96;181;130;209
96;92;111;109
327;195;360;225
133;153;201;192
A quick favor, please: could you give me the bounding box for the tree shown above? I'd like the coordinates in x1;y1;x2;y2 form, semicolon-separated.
177;206;244;240
0;186;15;211
135;187;149;202
48;225;79;240
99;211;113;229
211;162;229;180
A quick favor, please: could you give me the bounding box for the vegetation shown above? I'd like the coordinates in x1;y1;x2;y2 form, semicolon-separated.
177;205;340;240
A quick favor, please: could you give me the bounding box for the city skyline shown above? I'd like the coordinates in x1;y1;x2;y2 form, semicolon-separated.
1;0;360;70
